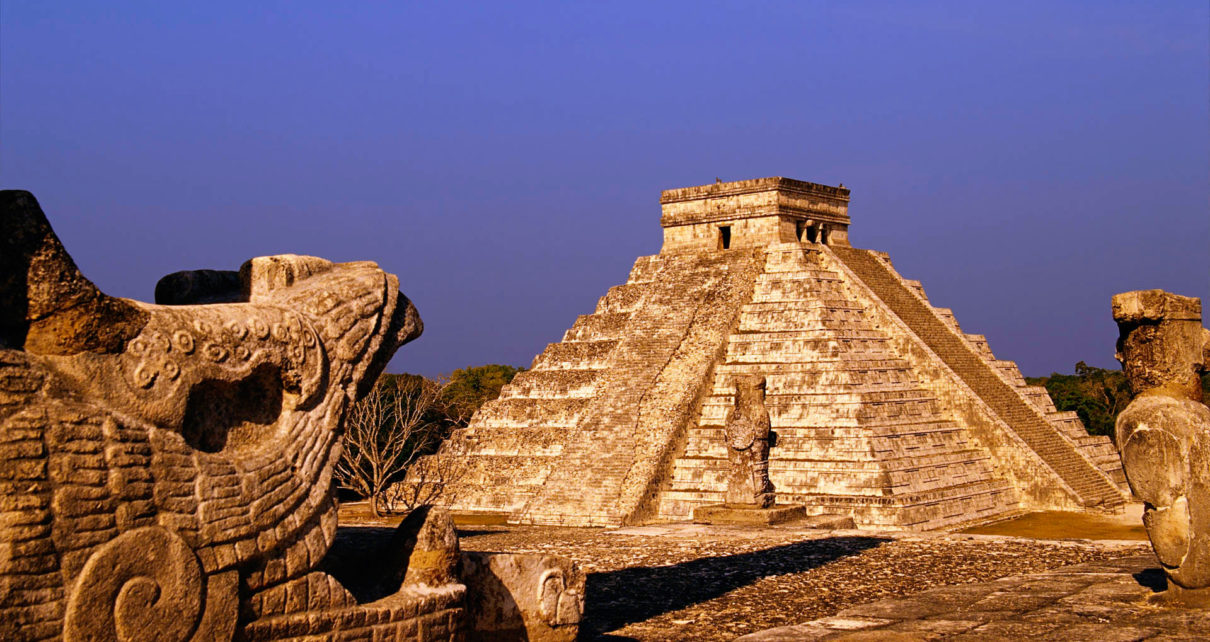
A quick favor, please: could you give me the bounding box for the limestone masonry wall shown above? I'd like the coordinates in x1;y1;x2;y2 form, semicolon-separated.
829;246;1126;511
655;244;1019;530
415;177;1126;530
430;249;763;526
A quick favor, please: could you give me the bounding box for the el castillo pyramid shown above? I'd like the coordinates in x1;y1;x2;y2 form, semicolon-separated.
422;177;1129;530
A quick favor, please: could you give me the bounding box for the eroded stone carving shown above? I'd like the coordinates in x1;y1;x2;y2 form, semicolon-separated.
693;375;806;525
1113;289;1210;600
724;375;776;507
0;191;583;640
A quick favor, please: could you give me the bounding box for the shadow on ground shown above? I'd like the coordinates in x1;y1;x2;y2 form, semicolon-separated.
581;535;888;639
1134;567;1168;593
322;525;401;602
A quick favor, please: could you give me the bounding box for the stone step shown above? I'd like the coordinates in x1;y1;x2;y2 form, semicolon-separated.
729;329;889;343
626;254;662;283
756;270;843;283
498;369;601;400
685;437;983;460
530;339;617;370
658;479;1017;531
443;456;559;486
673;449;993;474
716;360;916;374
738;314;867;334
562;312;632;342
708;379;935;396
471;397;590;429
753;285;849;302
741;299;868;313
596;283;646;314
1020;385;1057;413
696;414;967;432
724;348;901;364
762;246;827;272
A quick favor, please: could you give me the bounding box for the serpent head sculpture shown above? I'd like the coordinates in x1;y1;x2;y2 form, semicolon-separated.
0;190;421;640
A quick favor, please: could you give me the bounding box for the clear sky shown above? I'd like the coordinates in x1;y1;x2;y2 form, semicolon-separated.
3;2;1206;377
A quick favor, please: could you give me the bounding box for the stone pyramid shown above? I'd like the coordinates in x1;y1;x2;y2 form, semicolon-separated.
420;177;1128;529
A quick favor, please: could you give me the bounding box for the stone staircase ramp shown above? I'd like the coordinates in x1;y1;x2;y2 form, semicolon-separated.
656;244;1020;529
780;479;1017;530
830;246;1125;509
882;257;1125;493
516;250;763;526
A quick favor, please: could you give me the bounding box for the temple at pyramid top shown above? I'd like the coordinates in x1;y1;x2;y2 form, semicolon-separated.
411;177;1129;530
660;177;852;251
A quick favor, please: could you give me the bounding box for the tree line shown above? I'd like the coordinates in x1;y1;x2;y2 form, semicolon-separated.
1026;361;1210;437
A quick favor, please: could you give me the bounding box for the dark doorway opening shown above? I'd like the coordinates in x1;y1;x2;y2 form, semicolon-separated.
718;226;731;250
805;225;818;243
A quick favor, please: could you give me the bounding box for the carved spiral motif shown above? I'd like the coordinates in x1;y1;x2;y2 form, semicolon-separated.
132;363;157;389
250;318;270;340
203;343;229;363
64;527;204;642
172;330;195;354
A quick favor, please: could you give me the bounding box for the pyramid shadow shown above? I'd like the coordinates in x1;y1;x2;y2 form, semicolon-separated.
581;535;888;638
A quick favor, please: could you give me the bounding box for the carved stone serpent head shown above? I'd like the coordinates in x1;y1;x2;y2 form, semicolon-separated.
0;190;420;639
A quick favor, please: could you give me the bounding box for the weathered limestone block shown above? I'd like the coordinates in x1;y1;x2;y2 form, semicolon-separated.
460;551;584;641
724;375;776;507
0;190;549;641
1113;289;1210;598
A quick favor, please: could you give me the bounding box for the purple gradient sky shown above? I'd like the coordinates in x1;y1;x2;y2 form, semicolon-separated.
2;2;1207;377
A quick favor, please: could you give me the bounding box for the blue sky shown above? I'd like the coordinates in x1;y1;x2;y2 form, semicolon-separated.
3;2;1206;376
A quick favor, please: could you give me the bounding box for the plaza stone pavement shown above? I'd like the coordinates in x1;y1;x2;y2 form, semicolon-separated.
738;553;1210;641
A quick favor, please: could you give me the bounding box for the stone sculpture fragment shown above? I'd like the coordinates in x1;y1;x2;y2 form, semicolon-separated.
1112;289;1210;603
0;191;582;641
724;375;776;507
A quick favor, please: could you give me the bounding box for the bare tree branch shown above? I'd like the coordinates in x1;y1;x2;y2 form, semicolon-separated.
335;376;445;517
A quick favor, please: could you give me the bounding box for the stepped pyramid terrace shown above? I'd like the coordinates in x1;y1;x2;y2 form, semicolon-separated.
415;177;1130;530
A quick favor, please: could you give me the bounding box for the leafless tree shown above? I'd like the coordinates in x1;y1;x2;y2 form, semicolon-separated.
382;445;467;514
335;376;444;517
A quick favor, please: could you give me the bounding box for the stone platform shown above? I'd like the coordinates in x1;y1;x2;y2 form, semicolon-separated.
692;503;807;526
738;553;1210;641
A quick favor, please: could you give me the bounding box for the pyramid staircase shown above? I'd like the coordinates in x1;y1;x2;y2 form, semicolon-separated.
431;258;655;516
654;245;1020;530
830;246;1127;509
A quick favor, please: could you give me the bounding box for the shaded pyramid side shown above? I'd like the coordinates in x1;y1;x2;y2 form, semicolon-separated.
655;244;1020;530
418;255;659;516
420;250;764;526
